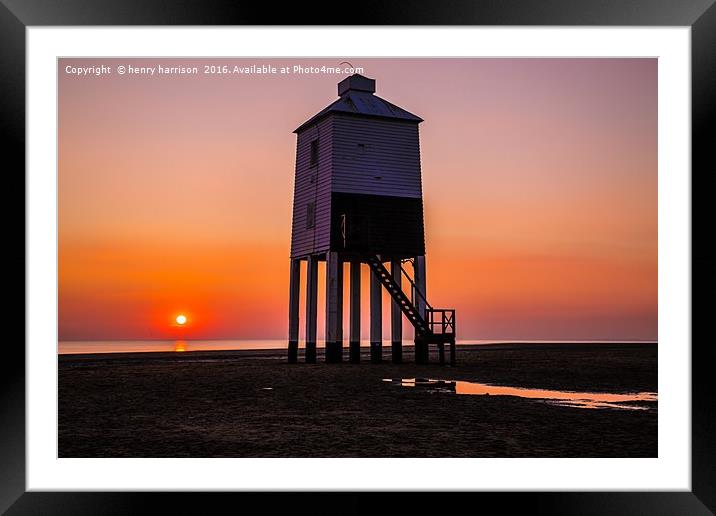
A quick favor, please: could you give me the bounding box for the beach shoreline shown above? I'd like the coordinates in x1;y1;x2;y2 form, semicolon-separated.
59;343;657;457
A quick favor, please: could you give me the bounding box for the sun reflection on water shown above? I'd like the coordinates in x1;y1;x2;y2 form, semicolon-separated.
383;378;657;411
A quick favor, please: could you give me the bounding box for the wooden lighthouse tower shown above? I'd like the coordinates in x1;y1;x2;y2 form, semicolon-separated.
287;74;455;365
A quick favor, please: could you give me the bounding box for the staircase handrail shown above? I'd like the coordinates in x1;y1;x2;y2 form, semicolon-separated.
399;263;433;312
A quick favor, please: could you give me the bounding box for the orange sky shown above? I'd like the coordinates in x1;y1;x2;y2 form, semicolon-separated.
58;58;657;342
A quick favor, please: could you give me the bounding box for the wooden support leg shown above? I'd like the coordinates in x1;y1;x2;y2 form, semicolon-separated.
450;338;456;366
325;252;342;363
287;258;301;364
415;337;429;365
438;342;445;366
349;260;361;364
305;255;318;364
414;256;427;339
414;255;428;364
370;265;382;363
337;257;343;353
391;259;403;364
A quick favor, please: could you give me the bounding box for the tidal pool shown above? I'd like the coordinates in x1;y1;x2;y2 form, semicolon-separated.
383;378;657;410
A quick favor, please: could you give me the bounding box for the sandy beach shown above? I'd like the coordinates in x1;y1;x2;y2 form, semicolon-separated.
58;343;657;457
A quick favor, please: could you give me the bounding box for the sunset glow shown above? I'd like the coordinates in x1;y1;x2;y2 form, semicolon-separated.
58;58;657;342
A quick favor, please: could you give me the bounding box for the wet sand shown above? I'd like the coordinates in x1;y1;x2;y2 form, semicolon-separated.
58;343;657;457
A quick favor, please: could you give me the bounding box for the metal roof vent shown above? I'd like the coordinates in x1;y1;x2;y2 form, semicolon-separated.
338;74;376;96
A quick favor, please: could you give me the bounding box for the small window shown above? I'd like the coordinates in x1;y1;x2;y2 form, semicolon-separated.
306;202;316;229
309;139;319;166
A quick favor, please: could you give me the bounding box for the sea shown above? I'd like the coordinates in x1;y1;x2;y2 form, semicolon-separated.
57;339;654;355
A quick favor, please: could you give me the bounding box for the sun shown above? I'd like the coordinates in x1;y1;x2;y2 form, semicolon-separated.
175;314;187;325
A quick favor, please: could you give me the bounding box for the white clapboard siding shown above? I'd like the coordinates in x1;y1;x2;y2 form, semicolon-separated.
290;117;333;258
331;115;423;199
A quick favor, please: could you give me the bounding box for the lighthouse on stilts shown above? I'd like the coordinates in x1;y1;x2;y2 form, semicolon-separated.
287;74;456;365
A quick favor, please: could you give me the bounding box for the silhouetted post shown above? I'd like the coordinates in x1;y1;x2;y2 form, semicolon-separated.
349;260;361;363
414;255;428;364
287;258;301;363
450;311;456;366
325;252;342;363
370;267;382;363
415;256;427;319
337;259;343;350
391;259;403;363
305;255;318;363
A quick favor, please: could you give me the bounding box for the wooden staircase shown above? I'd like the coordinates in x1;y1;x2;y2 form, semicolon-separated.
364;255;456;365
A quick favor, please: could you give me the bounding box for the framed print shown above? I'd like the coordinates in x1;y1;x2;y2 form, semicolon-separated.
4;0;715;513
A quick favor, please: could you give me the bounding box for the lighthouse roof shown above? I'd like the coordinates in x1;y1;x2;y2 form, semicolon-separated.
294;74;423;133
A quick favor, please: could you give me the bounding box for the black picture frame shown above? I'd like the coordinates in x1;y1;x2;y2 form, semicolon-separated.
3;1;714;514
